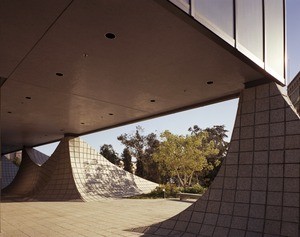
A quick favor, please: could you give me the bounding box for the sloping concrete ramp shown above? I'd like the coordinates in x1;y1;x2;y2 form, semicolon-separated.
2;137;157;201
132;82;300;237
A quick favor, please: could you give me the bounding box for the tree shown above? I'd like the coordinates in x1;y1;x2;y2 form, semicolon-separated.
99;144;121;166
153;130;219;187
188;125;229;186
121;148;133;173
117;126;160;182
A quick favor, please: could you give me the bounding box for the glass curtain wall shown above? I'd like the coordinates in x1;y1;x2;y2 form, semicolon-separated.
169;0;286;84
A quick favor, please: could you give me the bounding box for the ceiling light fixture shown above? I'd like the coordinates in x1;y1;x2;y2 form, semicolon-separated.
206;81;214;85
150;99;156;103
25;96;31;100
56;72;64;77
105;33;116;39
109;113;114;116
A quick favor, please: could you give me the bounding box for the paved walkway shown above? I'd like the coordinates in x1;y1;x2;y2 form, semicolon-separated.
0;199;193;237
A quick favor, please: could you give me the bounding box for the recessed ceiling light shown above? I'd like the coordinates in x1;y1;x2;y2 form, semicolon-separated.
56;72;64;77
105;33;116;39
150;99;156;103
25;96;31;100
206;81;214;85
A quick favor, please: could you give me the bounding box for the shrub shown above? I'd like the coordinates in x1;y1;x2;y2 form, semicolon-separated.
178;183;206;194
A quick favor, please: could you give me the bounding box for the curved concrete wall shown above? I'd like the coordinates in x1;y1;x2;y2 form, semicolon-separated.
2;137;157;201
69;138;158;201
1;156;19;189
2;149;53;199
134;82;300;237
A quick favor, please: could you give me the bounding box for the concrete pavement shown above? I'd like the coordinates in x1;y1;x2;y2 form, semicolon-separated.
0;199;192;237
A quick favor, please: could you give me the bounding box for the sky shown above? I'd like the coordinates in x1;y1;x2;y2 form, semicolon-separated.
35;0;300;156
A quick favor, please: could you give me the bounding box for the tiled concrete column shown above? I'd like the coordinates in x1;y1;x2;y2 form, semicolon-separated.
136;82;300;237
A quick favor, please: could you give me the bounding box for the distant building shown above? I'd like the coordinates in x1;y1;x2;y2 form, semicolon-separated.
288;71;300;114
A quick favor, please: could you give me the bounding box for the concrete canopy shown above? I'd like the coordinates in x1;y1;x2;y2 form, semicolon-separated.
1;0;275;154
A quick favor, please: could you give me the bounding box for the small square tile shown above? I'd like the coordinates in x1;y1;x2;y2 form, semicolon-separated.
282;207;299;222
255;138;269;151
239;152;253;164
247;218;264;232
267;192;282;206
252;178;267;191
266;206;282;220
281;222;299;237
253;151;268;164
284;164;300;177
270;109;284;123
241;126;254;139
237;177;251;190
235;190;250;203
256;98;269;112
217;216;232;230
285;135;300;149
213;226;229;237
264;220;281;235
220;202;234;215
233;203;249;217
253;165;268;177
270;136;284;150
255;111;269;125
269;164;284;177
284;178;299;192
238;165;252;177
199;224;214;236
251;191;266;204
269;150;284;163
268;178;283;191
283;192;299;207
255;124;269;138
231;216;247;229
249;204;265;218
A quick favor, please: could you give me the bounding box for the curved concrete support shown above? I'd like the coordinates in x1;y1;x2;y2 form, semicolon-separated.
2;137;157;201
2;148;55;199
68;137;158;201
134;82;300;237
1;156;19;189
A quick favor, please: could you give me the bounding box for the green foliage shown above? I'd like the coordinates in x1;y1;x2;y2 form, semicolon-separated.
121;148;133;173
178;183;206;194
99;144;121;166
117;126;160;182
189;125;229;186
153;130;219;187
128;183;206;199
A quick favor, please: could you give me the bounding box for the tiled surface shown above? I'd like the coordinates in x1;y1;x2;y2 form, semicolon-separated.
0;199;192;237
69;138;158;201
134;82;300;237
0;156;19;189
2;138;157;201
2;148;64;200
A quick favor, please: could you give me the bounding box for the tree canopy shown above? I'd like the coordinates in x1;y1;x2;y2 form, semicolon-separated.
153;130;219;187
117;126;160;182
100;124;229;188
99;144;121;166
